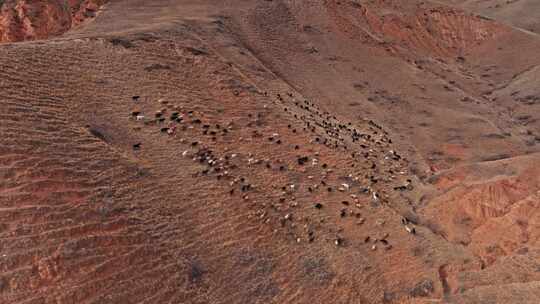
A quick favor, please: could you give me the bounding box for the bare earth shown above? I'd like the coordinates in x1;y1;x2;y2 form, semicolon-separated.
1;0;540;303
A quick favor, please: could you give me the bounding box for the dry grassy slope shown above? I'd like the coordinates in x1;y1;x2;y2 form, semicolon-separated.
0;5;473;304
440;0;540;34
1;0;540;303
219;0;540;172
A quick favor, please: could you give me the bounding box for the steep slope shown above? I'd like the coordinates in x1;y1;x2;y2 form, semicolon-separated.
442;0;540;34
2;0;540;303
0;5;472;302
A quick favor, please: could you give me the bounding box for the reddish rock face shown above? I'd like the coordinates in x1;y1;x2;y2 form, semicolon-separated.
325;1;507;58
0;0;107;43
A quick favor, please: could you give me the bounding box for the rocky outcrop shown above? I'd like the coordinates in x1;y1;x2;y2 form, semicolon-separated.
422;153;540;265
0;0;107;43
361;6;507;57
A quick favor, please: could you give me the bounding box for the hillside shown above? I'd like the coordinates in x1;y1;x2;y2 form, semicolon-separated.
1;0;540;303
442;0;540;34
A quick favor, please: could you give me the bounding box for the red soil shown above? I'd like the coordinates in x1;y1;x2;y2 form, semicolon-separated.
0;0;107;43
2;0;540;303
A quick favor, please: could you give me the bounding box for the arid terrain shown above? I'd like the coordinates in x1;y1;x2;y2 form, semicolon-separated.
1;0;540;303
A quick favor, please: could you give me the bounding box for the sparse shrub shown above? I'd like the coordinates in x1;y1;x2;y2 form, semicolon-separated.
187;260;205;283
410;280;434;297
109;37;134;48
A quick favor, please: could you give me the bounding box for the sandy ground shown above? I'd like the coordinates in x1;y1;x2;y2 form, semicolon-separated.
1;0;540;303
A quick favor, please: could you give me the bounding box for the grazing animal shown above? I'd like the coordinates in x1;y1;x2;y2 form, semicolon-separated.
401;217;409;225
297;156;309;165
372;192;380;202
405;226;416;234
